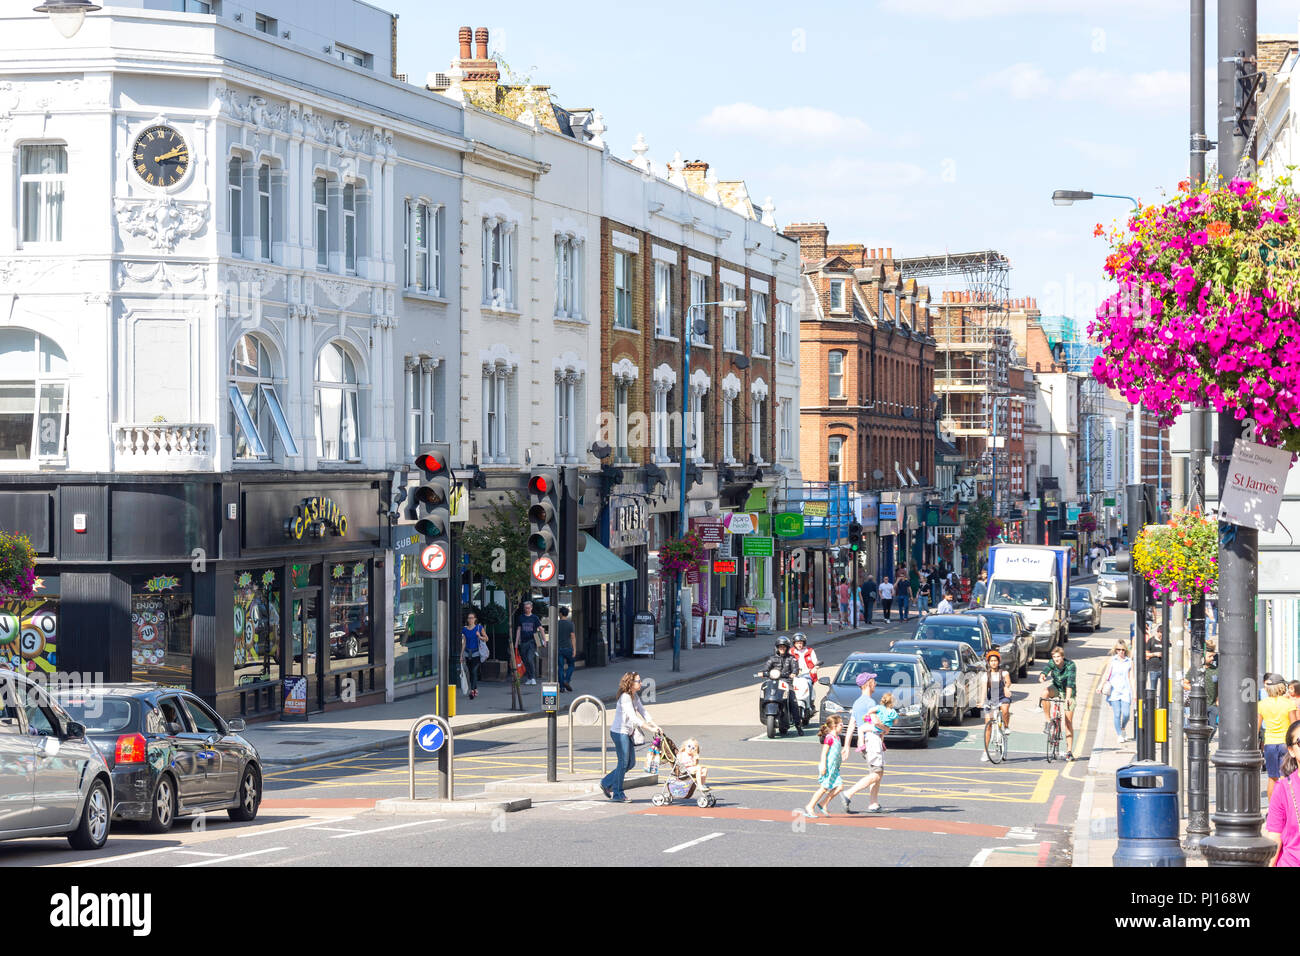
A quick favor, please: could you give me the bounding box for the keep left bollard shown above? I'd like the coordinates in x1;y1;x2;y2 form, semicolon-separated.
409;713;454;801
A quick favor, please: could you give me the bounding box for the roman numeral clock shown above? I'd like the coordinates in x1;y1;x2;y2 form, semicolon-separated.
131;124;190;188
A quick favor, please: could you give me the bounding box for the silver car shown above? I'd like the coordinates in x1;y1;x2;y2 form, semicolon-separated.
0;670;113;851
1097;556;1130;607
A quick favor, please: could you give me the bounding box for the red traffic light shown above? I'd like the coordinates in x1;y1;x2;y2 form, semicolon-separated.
415;452;447;475
528;474;552;495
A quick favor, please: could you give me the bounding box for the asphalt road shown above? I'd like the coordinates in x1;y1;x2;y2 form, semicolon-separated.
7;592;1126;867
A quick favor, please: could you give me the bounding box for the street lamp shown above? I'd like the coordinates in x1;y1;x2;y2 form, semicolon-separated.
673;298;745;672
1051;189;1140;210
34;0;100;39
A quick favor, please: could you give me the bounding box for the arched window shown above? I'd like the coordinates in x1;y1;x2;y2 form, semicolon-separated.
228;334;297;461
315;342;360;461
0;328;68;460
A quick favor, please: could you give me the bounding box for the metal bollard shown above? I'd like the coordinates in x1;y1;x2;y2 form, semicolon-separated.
408;713;454;801
567;695;607;775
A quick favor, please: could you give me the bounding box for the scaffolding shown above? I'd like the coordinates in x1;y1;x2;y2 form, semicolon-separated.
1064;339;1105;505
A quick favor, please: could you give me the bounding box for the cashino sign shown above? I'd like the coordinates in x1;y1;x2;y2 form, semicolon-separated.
284;496;349;541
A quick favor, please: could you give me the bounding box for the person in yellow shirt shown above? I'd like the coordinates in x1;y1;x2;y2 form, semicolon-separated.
1260;677;1297;799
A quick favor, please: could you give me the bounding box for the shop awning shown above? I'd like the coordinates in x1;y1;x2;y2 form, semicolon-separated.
577;533;638;587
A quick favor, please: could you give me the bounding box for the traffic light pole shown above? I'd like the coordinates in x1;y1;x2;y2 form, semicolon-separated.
547;584;559;782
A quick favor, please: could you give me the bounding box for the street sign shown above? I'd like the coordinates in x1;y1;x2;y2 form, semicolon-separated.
420;543;448;575
773;512;805;537
879;502;898;521
415;720;445;753
1220;438;1291;532
541;683;558;712
742;535;774;557
695;521;724;544
712;559;738;574
803;501;828;517
531;555;557;584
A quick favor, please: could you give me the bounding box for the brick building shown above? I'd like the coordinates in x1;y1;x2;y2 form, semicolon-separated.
788;223;936;578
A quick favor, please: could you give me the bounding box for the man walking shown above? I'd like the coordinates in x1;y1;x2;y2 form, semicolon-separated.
969;570;988;608
841;671;886;813
860;575;877;624
556;605;576;692
514;600;543;685
878;576;894;621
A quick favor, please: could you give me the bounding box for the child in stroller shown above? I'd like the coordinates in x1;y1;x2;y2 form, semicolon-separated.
651;737;717;808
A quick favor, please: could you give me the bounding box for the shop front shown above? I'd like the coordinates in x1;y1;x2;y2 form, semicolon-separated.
603;486;649;657
0;474;388;720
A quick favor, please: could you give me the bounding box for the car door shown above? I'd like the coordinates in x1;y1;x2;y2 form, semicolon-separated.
22;679;86;829
959;646;980;705
181;696;237;800
152;695;210;804
0;674;35;832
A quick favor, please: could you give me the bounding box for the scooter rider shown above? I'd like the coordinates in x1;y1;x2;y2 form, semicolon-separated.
790;633;818;713
763;637;802;717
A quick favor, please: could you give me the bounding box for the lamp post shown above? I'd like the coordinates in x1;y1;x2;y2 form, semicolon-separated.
673;299;745;672
34;0;100;38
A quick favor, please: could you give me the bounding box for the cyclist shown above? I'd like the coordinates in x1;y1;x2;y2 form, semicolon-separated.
1038;645;1077;760
980;650;1012;762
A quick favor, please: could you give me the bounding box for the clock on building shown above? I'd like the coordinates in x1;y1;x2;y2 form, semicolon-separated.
131;125;190;188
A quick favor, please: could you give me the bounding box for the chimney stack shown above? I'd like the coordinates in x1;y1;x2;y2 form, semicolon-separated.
682;160;709;196
475;27;489;60
459;26;472;60
783;222;829;261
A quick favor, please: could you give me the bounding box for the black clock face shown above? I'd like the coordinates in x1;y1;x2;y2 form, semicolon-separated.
132;125;190;188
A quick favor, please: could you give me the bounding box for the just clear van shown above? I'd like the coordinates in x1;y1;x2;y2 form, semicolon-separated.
984;544;1071;652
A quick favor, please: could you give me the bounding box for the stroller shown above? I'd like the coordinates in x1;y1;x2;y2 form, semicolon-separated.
649;733;717;808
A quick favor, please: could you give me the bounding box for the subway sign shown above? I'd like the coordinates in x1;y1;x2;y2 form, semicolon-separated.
285;497;349;540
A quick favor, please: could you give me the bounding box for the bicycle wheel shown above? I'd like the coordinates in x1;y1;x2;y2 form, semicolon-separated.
984;720;1005;764
1047;719;1061;761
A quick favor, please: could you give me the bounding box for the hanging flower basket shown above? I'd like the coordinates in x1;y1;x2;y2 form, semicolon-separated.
1130;510;1217;602
0;531;37;602
1089;176;1300;451
659;530;707;575
985;518;1004;542
1078;512;1098;534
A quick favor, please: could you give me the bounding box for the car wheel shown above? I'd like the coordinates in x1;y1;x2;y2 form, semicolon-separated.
346;635;360;658
1018;658;1028;679
142;774;177;833
68;778;111;851
929;712;940;737
227;765;261;822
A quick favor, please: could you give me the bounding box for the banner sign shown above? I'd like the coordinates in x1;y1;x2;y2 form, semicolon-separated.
1220;438;1291;532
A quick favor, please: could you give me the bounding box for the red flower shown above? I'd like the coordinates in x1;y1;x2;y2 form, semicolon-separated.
1207;220;1230;240
1093;223;1104;238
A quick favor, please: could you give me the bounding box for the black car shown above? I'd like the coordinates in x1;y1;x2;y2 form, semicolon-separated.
912;614;994;660
817;652;942;746
969;608;1035;678
1069;586;1102;631
888;640;985;725
53;685;262;832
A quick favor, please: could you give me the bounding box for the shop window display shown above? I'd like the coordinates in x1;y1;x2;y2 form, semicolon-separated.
328;560;370;666
0;574;59;675
130;573;193;687
233;569;281;687
393;531;434;683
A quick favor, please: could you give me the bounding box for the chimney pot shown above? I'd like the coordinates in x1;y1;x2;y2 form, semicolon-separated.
459;26;472;60
886;247;892;260
475;27;489;60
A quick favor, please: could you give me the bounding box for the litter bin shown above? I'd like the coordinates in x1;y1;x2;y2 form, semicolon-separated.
1113;761;1186;867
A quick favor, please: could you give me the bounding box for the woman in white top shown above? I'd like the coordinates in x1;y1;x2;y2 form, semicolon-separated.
1098;640;1137;743
600;671;658;802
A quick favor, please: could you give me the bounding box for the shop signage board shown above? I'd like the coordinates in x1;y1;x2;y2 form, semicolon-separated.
712;559;738;574
415;719;445;753
722;608;738;636
1103;497;1116;507
859;495;879;529
742;536;774;557
773;512;805;537
879;502;898;521
696;521;725;544
1066;506;1080;524
632;611;656;656
726;512;759;534
803;501;828;518
1220;438;1292;532
738;606;757;634
610;499;648;549
282;676;308;718
703;615;725;646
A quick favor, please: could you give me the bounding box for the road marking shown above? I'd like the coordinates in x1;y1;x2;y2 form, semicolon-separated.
971;847;994;867
1029;769;1059;803
1046;794;1066;826
178;846;286;867
637;805;1009;837
75;846;176;867
664;832;725;854
329;819;446;839
173;850;225;857
307;826;360;833
1037;841;1052;866
236;816;356;839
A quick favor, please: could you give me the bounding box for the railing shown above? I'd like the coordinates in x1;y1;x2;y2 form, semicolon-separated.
113;423;214;471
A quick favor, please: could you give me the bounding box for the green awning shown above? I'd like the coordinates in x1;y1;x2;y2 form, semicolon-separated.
577;533;638;587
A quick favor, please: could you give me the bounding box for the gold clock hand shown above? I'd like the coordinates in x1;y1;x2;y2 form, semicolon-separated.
153;146;185;163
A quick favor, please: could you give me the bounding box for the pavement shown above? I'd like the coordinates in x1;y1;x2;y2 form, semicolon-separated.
247;615;897;766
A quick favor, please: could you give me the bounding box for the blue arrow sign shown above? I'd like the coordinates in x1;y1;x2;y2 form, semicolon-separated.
416;721;445;753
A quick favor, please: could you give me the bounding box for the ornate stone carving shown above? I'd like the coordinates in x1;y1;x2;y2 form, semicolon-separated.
611;357;640;384
119;260;207;292
316;278;367;309
116;198;209;252
0;257;75;290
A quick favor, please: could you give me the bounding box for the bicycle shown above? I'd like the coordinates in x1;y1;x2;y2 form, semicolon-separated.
983;706;1007;764
1045;695;1064;762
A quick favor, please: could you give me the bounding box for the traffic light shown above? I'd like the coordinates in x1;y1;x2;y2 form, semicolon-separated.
528;468;560;587
848;520;863;552
413;444;451;578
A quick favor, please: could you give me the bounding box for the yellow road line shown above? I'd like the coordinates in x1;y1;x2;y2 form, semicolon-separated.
1029;768;1059;803
1062;657;1104;781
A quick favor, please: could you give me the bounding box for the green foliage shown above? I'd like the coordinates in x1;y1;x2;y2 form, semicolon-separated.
459;493;530;624
960;498;993;570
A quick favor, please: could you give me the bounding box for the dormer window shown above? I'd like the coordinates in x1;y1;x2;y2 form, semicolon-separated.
830;279;846;312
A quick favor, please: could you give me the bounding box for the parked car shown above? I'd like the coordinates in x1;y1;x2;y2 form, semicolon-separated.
0;670;113;850
330;606;371;659
53;684;262;832
969;608;1035;678
888;640;984;725
817;652;941;746
1097;556;1131;607
912;614;994;661
1069;586;1102;631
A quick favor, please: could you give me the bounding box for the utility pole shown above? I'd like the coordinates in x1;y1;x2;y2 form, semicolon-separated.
1183;0;1213;854
1202;0;1273;867
1169;460;1186;812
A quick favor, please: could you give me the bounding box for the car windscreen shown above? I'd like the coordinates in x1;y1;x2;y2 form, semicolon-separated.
836;660;918;689
1069;589;1091;602
909;647;960;671
975;614;1012;635
915;624;983;652
54;695;135;733
989;580;1053;606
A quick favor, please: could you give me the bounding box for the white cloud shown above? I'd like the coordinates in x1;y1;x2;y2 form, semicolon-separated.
880;0;1179;19
977;63;1187;111
981;62;1049;100
696;103;874;145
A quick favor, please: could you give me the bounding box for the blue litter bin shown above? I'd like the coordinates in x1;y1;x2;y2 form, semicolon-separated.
1113;761;1186;867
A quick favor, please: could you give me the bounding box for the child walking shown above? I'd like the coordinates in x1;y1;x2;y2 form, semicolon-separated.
804;715;845;817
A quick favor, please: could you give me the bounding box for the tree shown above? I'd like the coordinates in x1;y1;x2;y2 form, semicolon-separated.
458;494;530;695
960;497;993;571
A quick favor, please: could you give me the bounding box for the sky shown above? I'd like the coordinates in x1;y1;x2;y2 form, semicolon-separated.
391;0;1299;324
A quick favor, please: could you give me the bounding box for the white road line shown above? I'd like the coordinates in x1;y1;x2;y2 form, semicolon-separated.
178;846;286;867
329;819;446;839
306;826;359;833
173;850;225;857
236;816;356;839
75;846;177;867
663;832;724;854
970;847;995;867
